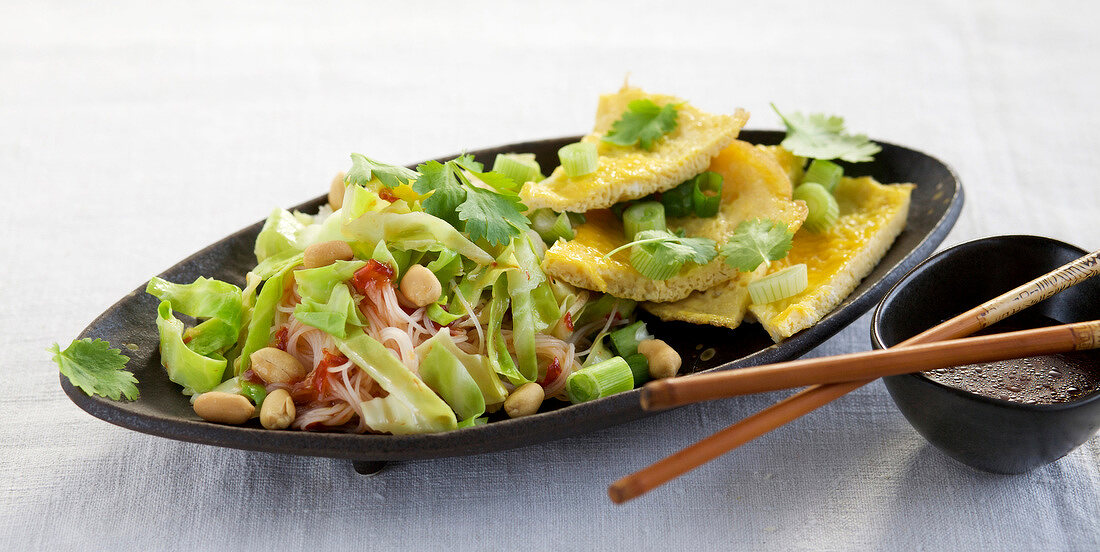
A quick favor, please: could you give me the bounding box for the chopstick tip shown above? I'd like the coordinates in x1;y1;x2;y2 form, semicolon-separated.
607;477;643;504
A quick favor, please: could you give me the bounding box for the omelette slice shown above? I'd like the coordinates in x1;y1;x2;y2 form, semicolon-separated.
543;140;807;303
643;168;913;339
521;86;749;212
747;176;913;341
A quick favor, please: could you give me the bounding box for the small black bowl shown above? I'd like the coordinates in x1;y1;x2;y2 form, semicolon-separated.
871;235;1100;474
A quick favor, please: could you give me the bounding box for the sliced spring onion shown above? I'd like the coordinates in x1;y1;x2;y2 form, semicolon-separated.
624;353;649;386
426;302;461;326
748;263;808;305
622;201;666;241
659;180;695;218
492;153;541;187
239;380;267;407
558;142;599;177
567;212;586;226
567;357;634;403
691;171;723;217
530;209;558;241
609;321;649;357
549;212;575;241
803;159;843;192
793;183;839;233
532;209;575;243
630;242;683;280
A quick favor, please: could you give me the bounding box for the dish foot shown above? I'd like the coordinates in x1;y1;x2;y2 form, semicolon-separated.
352;460;388;476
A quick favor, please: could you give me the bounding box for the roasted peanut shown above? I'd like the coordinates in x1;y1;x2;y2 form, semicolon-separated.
193;392;255;424
399;264;442;307
504;382;545;418
329;172;347;209
250;347;308;384
638;338;681;380
303;240;354;269
259;389;296;430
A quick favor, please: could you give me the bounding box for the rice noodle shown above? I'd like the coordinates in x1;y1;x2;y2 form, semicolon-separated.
264;256;630;433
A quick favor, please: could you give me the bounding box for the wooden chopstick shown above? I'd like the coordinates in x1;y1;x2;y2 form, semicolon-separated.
608;248;1100;504
642;320;1100;408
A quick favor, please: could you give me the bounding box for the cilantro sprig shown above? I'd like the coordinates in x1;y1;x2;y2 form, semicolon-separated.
602;99;680;151
413;156;530;246
771;104;881;163
51;338;139;400
346;153;420;188
721;219;795;272
604;229;718;279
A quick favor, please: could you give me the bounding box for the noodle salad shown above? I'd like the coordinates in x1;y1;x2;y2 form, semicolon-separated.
116;152;676;434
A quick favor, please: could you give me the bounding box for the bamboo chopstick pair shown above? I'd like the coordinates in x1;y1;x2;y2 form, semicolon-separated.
609;249;1100;504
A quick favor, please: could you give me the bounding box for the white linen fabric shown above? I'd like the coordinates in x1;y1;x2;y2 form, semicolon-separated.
2;1;1098;550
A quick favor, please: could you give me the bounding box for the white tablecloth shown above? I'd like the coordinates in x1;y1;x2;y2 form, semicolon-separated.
3;1;1098;549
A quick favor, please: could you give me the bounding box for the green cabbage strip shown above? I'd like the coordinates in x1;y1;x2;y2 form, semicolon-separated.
448;261;512;316
294;260;365;302
235;270;288;375
155;301;227;394
342;211;493;265
506;235;564;381
415;329;508;407
426;249;462;286
292;283;364;339
370;241;402;280
456;416;488;428
417;342;485;421
487;275;527;386
146;276;244;356
223;271;262;370
255;208;306;262
341;183;390;223
507;237;541;382
253;251;304;281
334;329;457;434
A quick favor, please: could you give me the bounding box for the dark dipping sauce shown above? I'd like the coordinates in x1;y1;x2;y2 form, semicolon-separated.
922;313;1100;405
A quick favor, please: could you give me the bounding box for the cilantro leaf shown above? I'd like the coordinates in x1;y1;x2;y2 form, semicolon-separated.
51;338;138;400
451;153;484;173
346;153;419;188
771;104;881;163
602;99;680;151
632;230;717;265
413;157;531;246
468;170;519;192
720;219;795;272
457;184;529;246
413;160;467;226
604;229;718;279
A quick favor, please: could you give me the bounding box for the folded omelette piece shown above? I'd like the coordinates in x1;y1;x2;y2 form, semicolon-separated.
644;172;914;341
543;140;808;303
520;86;749;212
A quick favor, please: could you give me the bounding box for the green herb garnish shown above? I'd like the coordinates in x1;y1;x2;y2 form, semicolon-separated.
720;219;795;272
413;157;530;246
771;104;881;162
346;153;420;188
605;229;718;280
50;338;139;400
602;99;680;151
721;218;792;272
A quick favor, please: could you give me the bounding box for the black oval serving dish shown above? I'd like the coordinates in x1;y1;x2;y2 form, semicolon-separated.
872;235;1100;474
61;130;963;464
